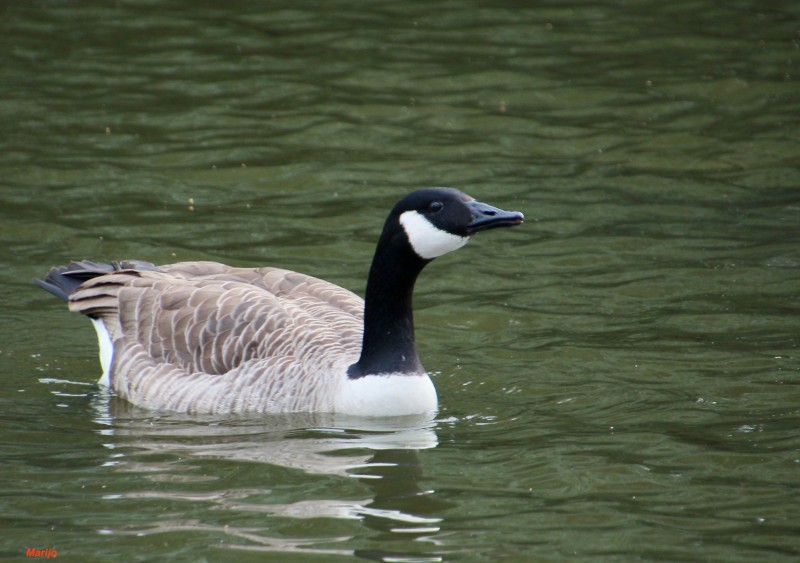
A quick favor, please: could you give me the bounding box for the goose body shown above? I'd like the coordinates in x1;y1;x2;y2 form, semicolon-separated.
36;188;523;416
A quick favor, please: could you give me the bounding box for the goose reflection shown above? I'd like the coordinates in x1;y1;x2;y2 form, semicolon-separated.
91;392;449;560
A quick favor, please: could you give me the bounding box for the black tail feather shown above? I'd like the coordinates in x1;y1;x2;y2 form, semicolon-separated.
34;260;161;302
34;260;117;302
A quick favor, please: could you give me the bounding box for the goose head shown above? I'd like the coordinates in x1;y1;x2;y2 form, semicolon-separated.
390;187;524;260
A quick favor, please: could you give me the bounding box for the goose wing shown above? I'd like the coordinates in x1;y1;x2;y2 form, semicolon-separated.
65;261;364;413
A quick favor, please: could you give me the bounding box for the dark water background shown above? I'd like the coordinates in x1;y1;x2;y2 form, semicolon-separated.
2;1;799;560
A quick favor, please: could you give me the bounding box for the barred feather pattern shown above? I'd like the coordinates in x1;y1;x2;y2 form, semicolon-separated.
67;261;364;414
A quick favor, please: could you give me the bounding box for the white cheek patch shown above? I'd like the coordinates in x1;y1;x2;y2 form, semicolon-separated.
399;210;470;259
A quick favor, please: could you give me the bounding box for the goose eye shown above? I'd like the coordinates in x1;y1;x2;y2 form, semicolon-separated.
428;201;444;213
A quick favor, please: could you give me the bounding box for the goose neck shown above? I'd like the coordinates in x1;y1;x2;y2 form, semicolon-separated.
349;232;428;378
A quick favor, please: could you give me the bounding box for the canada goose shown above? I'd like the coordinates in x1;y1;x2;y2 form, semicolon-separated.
36;188;523;416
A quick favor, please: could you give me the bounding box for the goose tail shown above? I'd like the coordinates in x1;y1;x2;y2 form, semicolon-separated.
35;260;164;302
34;260;118;302
34;260;155;388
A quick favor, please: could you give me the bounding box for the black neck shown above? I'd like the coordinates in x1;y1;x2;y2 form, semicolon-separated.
348;226;429;378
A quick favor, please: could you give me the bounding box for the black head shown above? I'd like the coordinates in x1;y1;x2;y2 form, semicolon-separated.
387;187;524;260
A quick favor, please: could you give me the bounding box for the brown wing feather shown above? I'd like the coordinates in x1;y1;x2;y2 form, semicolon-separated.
67;261;364;413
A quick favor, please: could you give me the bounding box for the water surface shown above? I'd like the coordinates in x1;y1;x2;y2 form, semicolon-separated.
2;1;799;560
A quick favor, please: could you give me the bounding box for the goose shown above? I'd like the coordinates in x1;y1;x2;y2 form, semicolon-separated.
36;188;523;416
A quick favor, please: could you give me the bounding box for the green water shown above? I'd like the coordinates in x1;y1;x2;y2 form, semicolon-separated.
2;1;799;561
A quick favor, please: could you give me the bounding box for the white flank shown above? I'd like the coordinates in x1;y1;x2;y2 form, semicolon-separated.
335;373;438;416
399;210;470;259
90;318;113;387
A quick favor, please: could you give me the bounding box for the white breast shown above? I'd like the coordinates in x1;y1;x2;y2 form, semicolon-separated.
335;373;438;416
